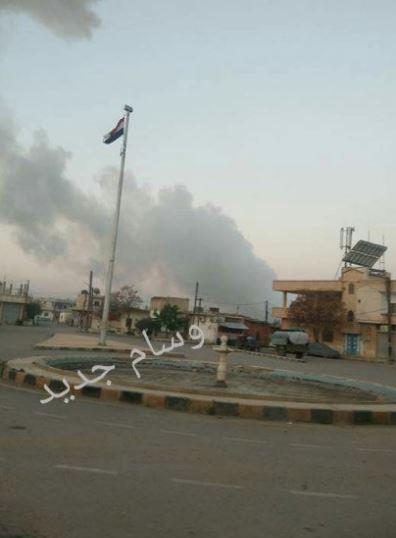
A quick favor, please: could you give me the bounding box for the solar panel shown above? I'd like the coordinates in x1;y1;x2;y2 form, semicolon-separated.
342;240;387;268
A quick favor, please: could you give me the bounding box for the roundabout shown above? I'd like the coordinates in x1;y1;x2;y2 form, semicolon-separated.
3;352;396;425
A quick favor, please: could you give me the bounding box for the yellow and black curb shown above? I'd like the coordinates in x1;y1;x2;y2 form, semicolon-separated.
2;363;396;426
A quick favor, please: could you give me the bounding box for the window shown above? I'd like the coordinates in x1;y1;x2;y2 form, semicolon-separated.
322;328;334;342
348;283;355;294
347;310;354;322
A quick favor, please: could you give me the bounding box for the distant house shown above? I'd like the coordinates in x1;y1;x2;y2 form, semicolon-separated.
189;307;272;346
38;297;74;322
150;296;189;317
189;309;220;344
189;309;246;345
72;291;104;329
91;306;149;334
0;281;30;324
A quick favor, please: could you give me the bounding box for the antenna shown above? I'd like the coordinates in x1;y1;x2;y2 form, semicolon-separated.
340;226;355;266
380;235;386;270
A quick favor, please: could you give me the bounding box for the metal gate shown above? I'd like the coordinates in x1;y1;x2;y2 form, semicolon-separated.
2;303;21;323
376;332;396;360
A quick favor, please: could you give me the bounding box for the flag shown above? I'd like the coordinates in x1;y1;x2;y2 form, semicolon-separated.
103;117;124;144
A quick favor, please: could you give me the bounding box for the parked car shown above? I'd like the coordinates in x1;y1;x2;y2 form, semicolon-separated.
237;335;259;351
270;329;310;358
308;342;341;359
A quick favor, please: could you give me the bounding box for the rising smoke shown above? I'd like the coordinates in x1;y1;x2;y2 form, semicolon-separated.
0;0;276;317
0;0;100;39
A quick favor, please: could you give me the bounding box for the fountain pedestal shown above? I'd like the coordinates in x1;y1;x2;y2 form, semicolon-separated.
213;335;233;388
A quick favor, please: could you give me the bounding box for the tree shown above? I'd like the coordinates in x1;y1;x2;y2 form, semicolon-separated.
109;285;142;317
26;301;42;325
288;292;346;342
135;317;160;335
154;304;186;333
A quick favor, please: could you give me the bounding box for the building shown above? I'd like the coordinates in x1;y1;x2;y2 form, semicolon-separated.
150;296;189;316
91;306;149;334
190;308;272;345
189;307;272;346
72;291;104;328
0;281;30;324
272;266;396;360
38;297;74;322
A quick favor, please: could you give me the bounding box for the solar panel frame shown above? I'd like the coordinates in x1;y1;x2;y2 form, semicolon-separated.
342;240;387;268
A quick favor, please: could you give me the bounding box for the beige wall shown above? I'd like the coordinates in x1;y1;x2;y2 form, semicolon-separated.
273;280;342;293
150;296;189;314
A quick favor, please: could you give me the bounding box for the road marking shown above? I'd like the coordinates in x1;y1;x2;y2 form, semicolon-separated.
34;412;66;420
0;405;15;410
161;429;197;437
95;421;135;430
0;381;40;394
290;490;358;500
172;478;243;490
355;447;396;454
224;437;266;445
290;443;328;449
54;464;118;476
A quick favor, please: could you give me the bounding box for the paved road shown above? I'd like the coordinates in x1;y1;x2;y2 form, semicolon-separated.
1;380;396;538
8;324;395;387
1;325;396;537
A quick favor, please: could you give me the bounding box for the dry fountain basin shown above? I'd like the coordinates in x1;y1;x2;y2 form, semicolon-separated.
3;355;396;424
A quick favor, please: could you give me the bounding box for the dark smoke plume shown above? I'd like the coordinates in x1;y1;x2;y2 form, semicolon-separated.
0;0;276;317
0;117;275;316
0;0;100;39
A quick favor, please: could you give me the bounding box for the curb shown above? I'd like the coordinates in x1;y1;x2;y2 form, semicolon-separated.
34;345;185;359
234;347;306;363
2;363;396;426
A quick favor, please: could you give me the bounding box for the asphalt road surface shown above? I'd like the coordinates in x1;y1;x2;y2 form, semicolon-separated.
1;325;396;537
3;324;396;388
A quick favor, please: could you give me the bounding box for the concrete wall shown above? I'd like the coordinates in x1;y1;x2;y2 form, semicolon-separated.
189;314;218;343
150;296;189;314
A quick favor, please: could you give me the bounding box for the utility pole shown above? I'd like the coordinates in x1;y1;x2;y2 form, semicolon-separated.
99;105;133;346
193;282;199;314
86;270;93;331
265;300;269;323
386;275;393;362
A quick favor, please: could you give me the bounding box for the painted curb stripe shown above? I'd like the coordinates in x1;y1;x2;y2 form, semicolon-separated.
3;366;396;426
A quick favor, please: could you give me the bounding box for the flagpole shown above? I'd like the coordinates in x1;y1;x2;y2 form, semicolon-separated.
99;104;133;346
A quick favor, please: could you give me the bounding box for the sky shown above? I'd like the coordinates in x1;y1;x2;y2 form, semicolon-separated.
0;0;396;308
